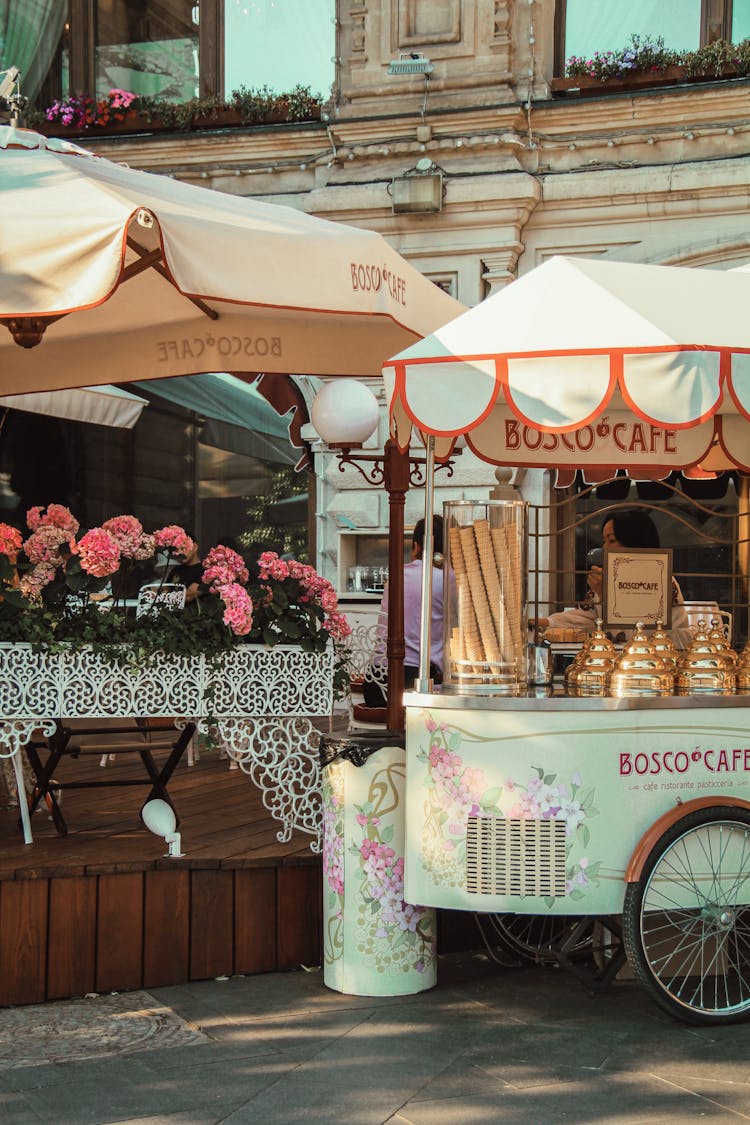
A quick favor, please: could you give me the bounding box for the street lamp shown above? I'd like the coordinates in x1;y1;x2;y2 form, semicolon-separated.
309;381;459;731
310;378;379;447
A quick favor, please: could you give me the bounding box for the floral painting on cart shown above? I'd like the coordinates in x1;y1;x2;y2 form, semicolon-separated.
322;747;437;997
404;706;750;915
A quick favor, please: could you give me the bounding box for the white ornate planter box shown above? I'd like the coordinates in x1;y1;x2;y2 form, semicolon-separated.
0;643;333;848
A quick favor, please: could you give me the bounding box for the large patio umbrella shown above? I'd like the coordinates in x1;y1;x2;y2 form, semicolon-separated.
0;125;463;395
384;255;750;482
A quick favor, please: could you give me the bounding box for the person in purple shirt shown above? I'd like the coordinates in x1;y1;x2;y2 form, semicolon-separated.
363;515;446;706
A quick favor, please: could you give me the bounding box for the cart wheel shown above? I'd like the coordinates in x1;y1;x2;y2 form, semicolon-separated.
623;806;750;1025
488;913;591;964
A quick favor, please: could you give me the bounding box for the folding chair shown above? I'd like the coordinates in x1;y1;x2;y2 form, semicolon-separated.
97;581;194;769
25;717;196;837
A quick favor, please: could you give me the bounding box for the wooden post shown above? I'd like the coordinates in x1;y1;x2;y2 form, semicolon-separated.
384;439;409;732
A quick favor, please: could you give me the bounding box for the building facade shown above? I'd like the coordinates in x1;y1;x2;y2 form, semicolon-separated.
10;0;750;611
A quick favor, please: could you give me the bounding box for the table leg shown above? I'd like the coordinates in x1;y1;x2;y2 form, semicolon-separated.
0;720;57;845
12;753;33;845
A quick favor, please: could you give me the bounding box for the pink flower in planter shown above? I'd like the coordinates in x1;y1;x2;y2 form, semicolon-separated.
217;582;254;635
153;525;195;561
18;562;57;602
77;527;121;578
0;523;22;561
23;525;72;567
26;504;79;538
202;545;249;588
102;515;155;561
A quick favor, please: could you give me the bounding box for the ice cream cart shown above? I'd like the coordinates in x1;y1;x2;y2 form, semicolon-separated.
381;256;750;1025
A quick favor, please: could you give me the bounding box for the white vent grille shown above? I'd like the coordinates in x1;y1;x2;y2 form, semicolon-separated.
466;817;568;897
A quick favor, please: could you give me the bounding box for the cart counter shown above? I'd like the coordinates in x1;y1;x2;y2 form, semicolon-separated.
402;690;750;916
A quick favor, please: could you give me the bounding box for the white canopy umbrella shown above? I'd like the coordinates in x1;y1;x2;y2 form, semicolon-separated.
0;126;463;396
384;255;750;482
0;384;147;428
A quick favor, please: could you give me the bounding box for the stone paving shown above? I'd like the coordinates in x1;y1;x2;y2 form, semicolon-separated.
0;952;748;1124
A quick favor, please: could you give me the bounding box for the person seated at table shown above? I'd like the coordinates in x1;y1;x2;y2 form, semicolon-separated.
363;515;448;707
531;509;692;649
167;538;203;603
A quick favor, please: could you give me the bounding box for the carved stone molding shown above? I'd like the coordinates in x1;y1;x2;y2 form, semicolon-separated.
481;243;524;292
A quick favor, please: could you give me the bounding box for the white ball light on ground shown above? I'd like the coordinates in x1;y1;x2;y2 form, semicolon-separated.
311;379;379;446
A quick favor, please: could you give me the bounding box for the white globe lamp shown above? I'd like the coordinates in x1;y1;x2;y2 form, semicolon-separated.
310;379;379;447
141;798;183;857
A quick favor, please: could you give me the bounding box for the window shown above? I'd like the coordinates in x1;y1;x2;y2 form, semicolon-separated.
223;0;335;99
555;0;746;75
93;0;199;101
23;1;335;111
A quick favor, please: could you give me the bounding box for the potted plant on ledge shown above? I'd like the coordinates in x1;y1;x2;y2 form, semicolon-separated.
551;34;750;96
28;84;323;137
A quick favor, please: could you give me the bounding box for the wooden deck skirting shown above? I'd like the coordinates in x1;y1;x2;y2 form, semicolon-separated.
0;858;322;1007
0;746;323;1006
0;741;476;1007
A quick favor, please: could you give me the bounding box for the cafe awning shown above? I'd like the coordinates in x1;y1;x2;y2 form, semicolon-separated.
0;383;147;428
133;373;298;465
384;255;750;483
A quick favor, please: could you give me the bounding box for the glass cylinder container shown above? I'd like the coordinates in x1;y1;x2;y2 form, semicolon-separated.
442;500;527;693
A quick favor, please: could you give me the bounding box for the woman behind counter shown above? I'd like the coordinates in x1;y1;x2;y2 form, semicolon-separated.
533;509;693;650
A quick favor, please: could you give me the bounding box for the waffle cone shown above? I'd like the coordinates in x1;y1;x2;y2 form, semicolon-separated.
491;524;523;666
474;519;513;662
459;525;499;664
449;526;485;669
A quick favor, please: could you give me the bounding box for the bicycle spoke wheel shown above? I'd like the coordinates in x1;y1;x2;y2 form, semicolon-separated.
623;807;750;1025
488;913;590;964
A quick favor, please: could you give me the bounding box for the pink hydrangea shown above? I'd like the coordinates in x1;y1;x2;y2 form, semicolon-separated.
0;523;22;559
77;527;121;578
257;551;347;643
23;525;72;567
153;525;195;561
102;515;155;561
257;551;291;582
26;504;79;538
18;562;57;602
217;582;254;636
202;545;249;589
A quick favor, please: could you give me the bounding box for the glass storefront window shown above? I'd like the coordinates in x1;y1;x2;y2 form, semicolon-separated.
564;0;701;64
733;5;750;43
223;0;334;98
94;0;198;101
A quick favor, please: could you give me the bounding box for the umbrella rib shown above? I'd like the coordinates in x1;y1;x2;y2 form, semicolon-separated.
125;237;219;321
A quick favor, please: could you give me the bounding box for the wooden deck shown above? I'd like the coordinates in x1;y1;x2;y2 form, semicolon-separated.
0;744;323;1006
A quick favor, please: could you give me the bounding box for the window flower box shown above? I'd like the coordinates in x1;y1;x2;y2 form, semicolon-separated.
551;64;740;96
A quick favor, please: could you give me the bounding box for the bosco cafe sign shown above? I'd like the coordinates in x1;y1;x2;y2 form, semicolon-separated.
487;407;716;470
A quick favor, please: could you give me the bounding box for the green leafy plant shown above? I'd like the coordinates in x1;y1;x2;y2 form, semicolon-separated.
230;83;277;123
682;37;750;77
565;33;750;82
240;465;309;565
32;85;322;132
285;84;323;121
565;34;680;81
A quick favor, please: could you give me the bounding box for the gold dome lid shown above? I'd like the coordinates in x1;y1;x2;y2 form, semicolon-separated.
565;619;616;695
609;622;675;697
734;642;750;692
676;620;736;695
707;618;737;665
650;620;679;669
